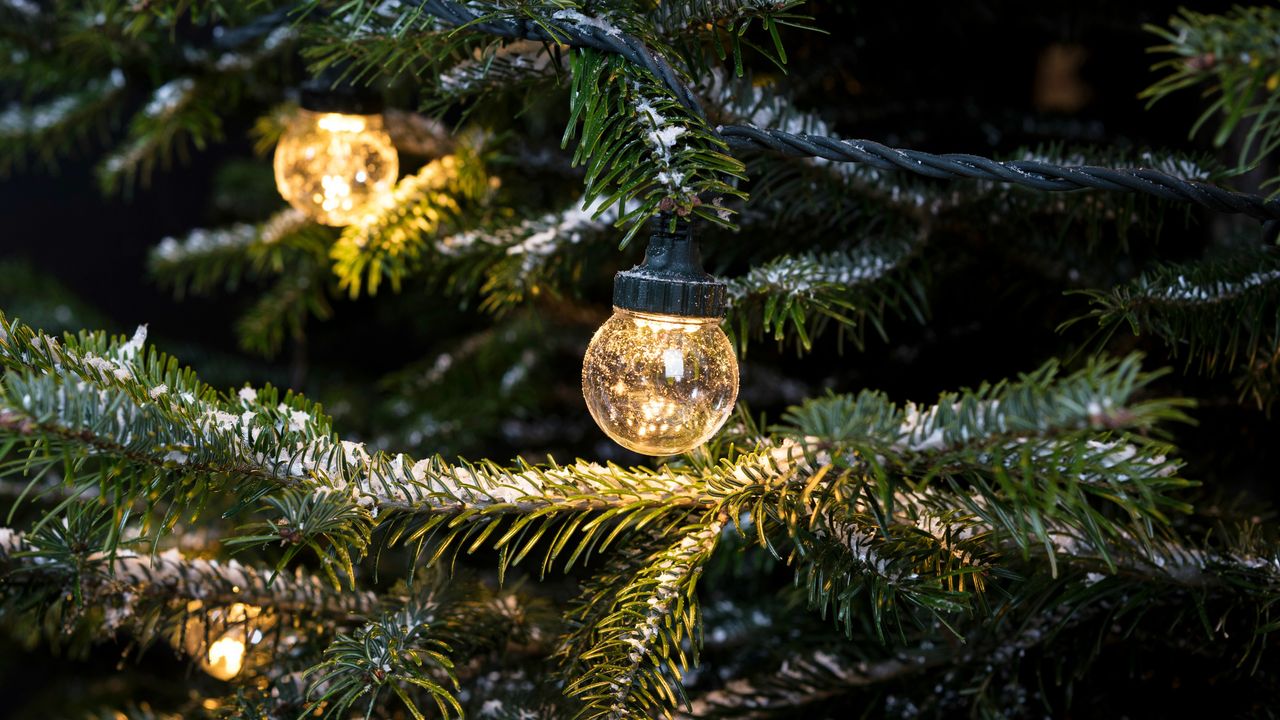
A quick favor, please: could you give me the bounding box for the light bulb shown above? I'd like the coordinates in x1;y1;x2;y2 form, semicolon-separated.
177;601;264;681
273;109;398;226
205;634;246;681
583;307;739;455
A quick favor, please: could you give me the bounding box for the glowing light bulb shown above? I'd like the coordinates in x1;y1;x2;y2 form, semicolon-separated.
582;308;739;455
177;602;265;681
205;635;246;681
273;109;398;226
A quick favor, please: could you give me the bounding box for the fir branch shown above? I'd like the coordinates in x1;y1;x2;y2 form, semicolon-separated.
564;517;724;719
435;196;623;313
0;526;376;618
1142;6;1280;178
98;76;225;193
150;207;325;297
775;357;1195;558
0;315;716;586
331;151;489;297
706;356;1194;629
427;38;561;112
725;230;927;353
648;0;812;75
150;207;335;356
0;70;127;174
566;47;745;243
0;315;712;519
779;355;1188;455
556;537;674;681
304;608;463;720
1068;245;1280;376
295;0;451;81
230;489;375;591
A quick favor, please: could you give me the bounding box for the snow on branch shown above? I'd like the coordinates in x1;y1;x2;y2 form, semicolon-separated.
152;208;310;270
0;70;127;171
436;195;627;310
725;231;927;352
435;196;618;262
565;519;724;719
434;39;557;101
0;527;376;617
727;236;918;301
1072;245;1280;373
0;70;125;141
0;315;713;525
148;206;321;302
566;48;744;242
99;75;224;192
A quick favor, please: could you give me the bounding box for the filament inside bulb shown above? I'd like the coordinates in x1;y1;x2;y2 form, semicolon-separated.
316;113;367;133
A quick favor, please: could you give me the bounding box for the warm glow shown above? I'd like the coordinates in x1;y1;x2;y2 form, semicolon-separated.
176;603;264;681
582;308;739;455
274;109;398;226
316;112;367;133
206;635;246;680
631;313;703;333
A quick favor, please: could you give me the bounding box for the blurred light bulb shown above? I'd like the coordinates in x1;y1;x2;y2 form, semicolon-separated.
582;308;739;455
273;109;398;226
205;635;246;681
177;602;264;681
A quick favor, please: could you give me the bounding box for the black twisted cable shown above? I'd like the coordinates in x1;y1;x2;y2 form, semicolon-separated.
717;125;1280;223
398;2;1280;232
418;0;706;119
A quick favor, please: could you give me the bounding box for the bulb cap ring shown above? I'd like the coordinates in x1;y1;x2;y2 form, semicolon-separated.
612;273;727;318
611;219;727;318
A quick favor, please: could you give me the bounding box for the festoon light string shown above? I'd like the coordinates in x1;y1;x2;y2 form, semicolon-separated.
415;0;1280;229
409;0;1280;453
251;1;1280;454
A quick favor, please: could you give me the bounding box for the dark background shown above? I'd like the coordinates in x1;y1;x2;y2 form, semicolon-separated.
3;2;1275;718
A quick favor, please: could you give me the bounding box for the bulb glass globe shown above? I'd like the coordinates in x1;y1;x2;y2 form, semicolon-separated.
177;601;264;681
205;634;246;681
583;307;739;455
273;109;398;226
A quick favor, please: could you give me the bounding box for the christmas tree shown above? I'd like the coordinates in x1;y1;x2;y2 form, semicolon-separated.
3;1;1280;717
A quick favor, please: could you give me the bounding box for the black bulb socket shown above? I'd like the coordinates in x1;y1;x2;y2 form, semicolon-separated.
612;217;727;318
299;67;384;116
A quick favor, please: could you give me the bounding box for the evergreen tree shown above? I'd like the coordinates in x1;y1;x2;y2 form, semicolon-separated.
2;2;1279;717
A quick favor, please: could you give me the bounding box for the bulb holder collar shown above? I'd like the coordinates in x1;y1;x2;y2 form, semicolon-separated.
299;66;384;115
612;217;727;318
